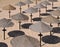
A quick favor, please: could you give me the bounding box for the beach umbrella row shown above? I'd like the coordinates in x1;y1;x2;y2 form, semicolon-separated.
1;0;59;19
0;1;59;47
1;0;59;38
1;0;60;27
1;0;60;31
0;16;59;46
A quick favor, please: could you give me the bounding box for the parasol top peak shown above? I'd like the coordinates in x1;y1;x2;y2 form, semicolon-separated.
29;21;52;33
16;1;26;6
11;13;29;21
24;0;33;4
42;16;60;23
3;4;16;10
24;7;38;13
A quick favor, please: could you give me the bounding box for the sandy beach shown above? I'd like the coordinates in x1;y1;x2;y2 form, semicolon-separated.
0;0;60;47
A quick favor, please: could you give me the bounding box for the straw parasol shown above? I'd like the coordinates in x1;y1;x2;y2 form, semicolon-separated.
11;35;40;47
3;4;16;18
29;21;52;47
40;1;51;13
16;1;26;13
48;0;58;9
24;0;33;8
42;16;60;24
24;7;38;22
11;13;29;29
50;10;60;19
34;3;46;17
42;16;60;35
0;18;14;40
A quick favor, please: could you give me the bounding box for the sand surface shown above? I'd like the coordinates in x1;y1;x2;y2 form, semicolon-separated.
0;0;60;47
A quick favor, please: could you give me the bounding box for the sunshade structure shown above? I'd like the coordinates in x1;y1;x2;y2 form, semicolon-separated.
48;0;58;9
50;10;60;19
16;1;26;13
0;18;14;40
34;3;46;17
42;16;60;35
24;0;33;8
3;4;16;18
11;35;40;47
24;7;38;22
0;0;21;8
29;21;52;47
40;1;51;13
42;16;60;27
42;16;60;24
11;13;29;29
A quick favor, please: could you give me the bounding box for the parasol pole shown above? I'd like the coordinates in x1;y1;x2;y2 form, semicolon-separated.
30;13;33;23
19;21;21;29
52;2;54;9
19;0;22;13
36;0;38;5
20;6;22;13
50;23;52;35
38;33;43;47
57;16;60;27
58;23;60;27
39;8;41;17
57;16;59;19
9;10;11;18
46;5;47;13
28;4;30;8
2;27;6;40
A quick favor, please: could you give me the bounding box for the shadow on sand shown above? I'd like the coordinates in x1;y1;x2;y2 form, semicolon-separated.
32;17;42;21
42;35;60;44
21;23;32;29
8;30;25;37
0;42;8;47
52;27;60;33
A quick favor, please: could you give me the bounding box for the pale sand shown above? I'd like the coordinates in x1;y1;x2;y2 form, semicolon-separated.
0;0;60;47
